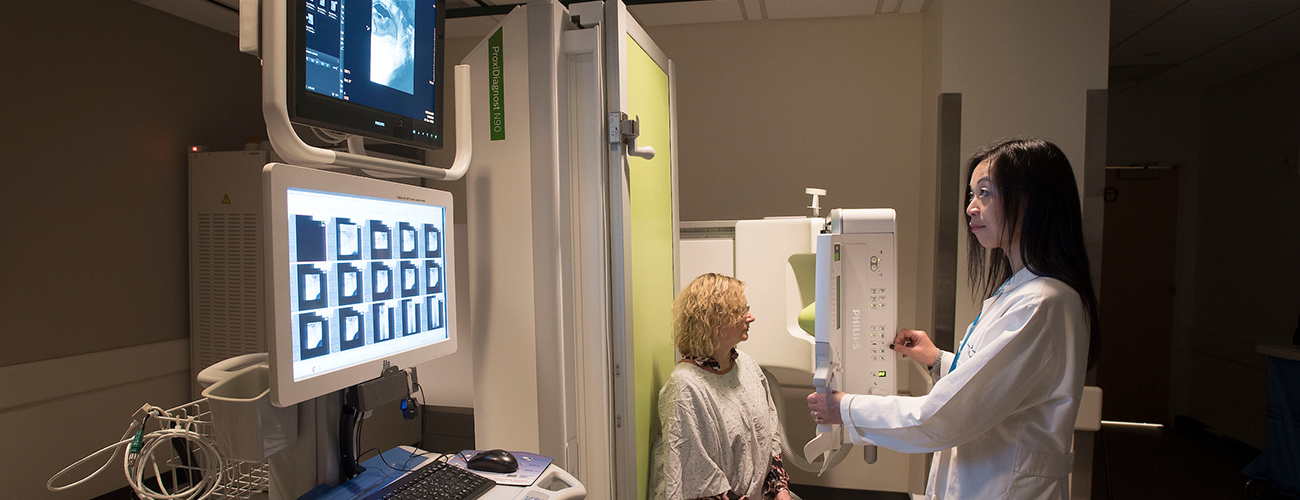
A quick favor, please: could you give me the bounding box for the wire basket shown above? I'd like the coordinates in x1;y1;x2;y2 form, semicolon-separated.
144;398;270;500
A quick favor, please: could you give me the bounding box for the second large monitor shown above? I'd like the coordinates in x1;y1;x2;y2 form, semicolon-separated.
265;163;457;407
290;0;446;150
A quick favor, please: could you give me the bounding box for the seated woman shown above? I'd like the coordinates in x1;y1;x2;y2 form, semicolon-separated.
651;273;792;500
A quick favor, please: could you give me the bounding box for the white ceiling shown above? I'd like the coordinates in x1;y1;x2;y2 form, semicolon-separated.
136;0;1300;94
444;0;925;36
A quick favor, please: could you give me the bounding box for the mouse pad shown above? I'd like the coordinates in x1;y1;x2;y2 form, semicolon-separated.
449;450;554;486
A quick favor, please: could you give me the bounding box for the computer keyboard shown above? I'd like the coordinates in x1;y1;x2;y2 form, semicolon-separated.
363;461;497;500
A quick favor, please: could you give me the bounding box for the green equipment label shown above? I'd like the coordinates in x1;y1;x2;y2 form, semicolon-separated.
488;28;505;141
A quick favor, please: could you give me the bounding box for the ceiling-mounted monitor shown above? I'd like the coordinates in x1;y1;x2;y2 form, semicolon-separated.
288;0;446;150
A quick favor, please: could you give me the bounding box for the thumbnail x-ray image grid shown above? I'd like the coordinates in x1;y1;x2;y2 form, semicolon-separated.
285;188;447;379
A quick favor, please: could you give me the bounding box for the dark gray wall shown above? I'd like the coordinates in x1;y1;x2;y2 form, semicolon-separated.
1106;91;1202;428
0;0;266;367
1191;53;1300;448
1107;53;1300;448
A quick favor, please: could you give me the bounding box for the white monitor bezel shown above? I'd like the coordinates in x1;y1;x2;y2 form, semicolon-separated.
264;162;457;407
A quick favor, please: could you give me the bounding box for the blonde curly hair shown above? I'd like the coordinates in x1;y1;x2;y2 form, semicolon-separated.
672;273;748;358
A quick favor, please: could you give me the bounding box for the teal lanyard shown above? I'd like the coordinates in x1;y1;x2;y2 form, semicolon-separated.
950;278;1013;372
951;315;980;372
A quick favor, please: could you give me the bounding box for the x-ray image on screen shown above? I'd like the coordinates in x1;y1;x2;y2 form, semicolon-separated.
370;0;415;94
297;264;329;310
295;215;327;262
337;263;363;305
425;296;443;330
424;260;442;294
370;221;392;260
424;224;441;258
371;263;393;301
298;312;330;359
401;261;420;297
372;303;394;342
401;299;421;336
336;218;361;260
399;222;419;259
339;307;366;351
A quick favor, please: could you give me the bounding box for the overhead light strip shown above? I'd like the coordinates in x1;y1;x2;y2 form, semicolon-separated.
446;0;711;19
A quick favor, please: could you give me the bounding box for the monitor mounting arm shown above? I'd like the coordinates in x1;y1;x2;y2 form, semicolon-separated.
248;0;473;181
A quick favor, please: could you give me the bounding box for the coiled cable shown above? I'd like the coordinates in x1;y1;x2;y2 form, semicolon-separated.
48;405;226;500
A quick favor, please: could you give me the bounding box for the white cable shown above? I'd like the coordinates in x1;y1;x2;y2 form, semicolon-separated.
47;404;156;491
48;404;227;500
125;426;224;500
311;127;349;144
46;421;140;491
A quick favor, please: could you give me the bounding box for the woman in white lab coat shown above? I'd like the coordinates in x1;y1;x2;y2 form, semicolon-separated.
651;273;793;500
806;138;1100;500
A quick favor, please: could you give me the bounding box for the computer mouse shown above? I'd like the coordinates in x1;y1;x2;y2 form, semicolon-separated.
466;449;518;473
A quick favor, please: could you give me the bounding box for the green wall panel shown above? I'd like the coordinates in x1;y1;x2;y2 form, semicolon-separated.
626;33;675;500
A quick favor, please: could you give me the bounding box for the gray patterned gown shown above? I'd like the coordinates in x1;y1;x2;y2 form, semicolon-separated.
650;350;785;499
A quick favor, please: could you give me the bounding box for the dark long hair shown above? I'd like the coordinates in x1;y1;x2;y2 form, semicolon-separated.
964;138;1101;369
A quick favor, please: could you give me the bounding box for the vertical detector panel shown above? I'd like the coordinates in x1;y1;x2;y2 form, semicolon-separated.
933;93;961;352
626;32;675;500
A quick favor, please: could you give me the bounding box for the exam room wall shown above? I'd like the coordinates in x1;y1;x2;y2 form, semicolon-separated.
645;14;925;333
646;0;1107;353
1104;53;1300;449
1190;53;1300;449
1105;91;1203;430
932;0;1110;356
0;0;265;365
0;0;264;496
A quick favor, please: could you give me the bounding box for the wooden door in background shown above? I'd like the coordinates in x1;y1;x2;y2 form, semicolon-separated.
1098;167;1179;424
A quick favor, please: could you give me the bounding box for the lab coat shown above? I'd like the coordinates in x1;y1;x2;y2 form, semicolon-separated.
837;268;1088;500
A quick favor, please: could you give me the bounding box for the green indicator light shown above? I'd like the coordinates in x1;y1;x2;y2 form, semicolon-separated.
878;371;887;377
834;244;840;262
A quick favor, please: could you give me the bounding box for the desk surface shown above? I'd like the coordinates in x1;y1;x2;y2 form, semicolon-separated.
302;447;571;500
1257;344;1300;361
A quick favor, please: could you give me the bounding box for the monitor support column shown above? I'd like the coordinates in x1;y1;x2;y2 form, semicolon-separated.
267;395;342;500
340;387;366;480
339;365;417;481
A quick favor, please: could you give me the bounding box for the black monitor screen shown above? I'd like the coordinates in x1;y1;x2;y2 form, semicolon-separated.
291;0;445;150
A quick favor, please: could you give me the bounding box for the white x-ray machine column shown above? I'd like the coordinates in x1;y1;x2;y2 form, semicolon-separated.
679;206;928;494
805;209;898;470
814;209;899;400
459;1;679;499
